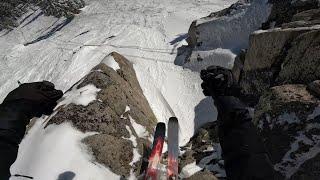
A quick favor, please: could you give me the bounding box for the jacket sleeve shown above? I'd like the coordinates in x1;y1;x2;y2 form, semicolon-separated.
214;96;275;180
0;101;30;180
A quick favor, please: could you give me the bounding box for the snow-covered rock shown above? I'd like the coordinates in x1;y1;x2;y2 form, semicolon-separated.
175;0;271;72
254;84;320;179
238;26;319;98
12;52;157;179
179;122;223;179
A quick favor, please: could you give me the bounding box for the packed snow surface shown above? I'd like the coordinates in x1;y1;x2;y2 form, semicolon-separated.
0;0;241;179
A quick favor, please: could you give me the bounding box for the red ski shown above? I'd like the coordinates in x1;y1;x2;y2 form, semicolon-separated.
145;122;166;180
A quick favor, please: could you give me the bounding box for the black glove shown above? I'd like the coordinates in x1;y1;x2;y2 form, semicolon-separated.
0;81;63;133
200;66;239;98
0;81;63;180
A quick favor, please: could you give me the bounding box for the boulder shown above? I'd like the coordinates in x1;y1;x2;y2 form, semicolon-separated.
277;30;320;84
239;27;319;98
231;49;246;83
262;0;319;29
254;84;320;179
47;52;157;177
282;9;320;28
186;0;270;50
180;0;270;72
307;80;320;98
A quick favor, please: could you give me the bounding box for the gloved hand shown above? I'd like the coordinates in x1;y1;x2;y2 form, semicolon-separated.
0;81;62;180
200;65;239;98
2;81;63;119
0;81;63;135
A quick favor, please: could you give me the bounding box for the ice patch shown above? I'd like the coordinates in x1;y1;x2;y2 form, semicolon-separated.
101;55;120;71
10;119;120;180
57;84;100;107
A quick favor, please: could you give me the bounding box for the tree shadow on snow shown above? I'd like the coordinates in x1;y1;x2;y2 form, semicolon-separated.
193;97;217;132
57;171;76;180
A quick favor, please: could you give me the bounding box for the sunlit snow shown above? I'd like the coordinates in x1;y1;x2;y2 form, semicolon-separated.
0;0;247;179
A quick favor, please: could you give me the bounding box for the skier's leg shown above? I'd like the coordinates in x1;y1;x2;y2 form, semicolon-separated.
0;139;18;180
200;66;275;180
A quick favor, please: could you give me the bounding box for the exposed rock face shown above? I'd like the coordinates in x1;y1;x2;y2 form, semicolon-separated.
262;0;319;29
238;27;319;98
277;30;320;84
180;0;320;179
307;80;320;98
180;122;223;179
254;84;320;179
232;2;320;179
48;52;157;177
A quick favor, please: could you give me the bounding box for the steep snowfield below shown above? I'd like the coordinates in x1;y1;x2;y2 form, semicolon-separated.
0;0;239;179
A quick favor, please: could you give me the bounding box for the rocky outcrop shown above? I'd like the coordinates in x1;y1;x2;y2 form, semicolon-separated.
262;0;319;29
47;52;157;177
254;84;320;179
238;27;320;98
180;0;320;179
180;122;224;179
231;1;320;179
175;0;271;72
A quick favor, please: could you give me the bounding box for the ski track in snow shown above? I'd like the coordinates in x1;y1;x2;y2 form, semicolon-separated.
1;0;238;179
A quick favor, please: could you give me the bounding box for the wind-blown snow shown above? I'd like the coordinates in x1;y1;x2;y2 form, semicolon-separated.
101;54;120;71
10;118;120;180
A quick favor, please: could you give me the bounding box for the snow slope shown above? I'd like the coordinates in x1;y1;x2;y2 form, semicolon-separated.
0;0;240;179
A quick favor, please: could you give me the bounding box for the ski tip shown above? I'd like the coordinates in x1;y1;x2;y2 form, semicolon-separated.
156;122;166;128
169;117;178;121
